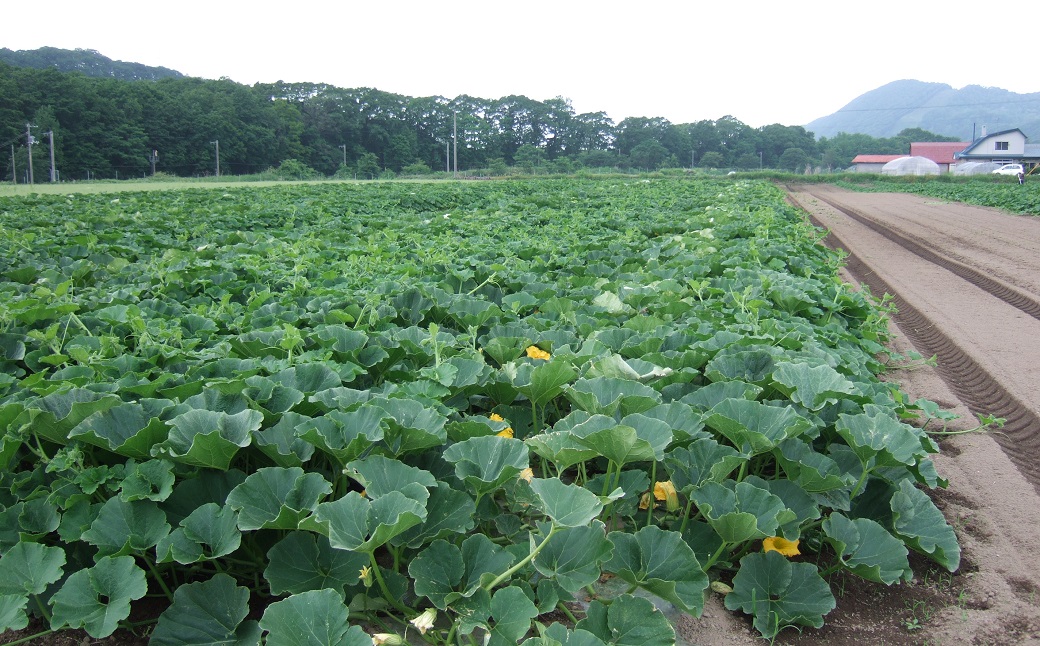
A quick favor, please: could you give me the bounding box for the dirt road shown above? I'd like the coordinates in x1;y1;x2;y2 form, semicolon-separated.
678;184;1040;646
785;184;1040;645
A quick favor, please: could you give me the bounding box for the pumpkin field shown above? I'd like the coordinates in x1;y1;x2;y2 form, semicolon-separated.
0;177;961;644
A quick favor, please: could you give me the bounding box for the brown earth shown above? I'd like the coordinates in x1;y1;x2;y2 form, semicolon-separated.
677;184;1040;646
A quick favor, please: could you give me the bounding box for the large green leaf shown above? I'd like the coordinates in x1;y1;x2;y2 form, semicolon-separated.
516;360;578;408
151;573;261;645
0;594;28;632
702;398;812;455
890;479;961;571
576;595;675;646
724;551;836;639
834;411;933;468
68;399;175;459
81;497;171;557
252;411;315;467
301;491;426;554
226;466;332;531
773;438;851;493
564;377;661;417
368;397;447;456
489;585;540;646
690;481;795;544
533;521;613;594
24;388;122;444
771;362;856;411
822;513;911;584
155;502;242;565
409;539;465;610
258;589;370;646
345;454;436;503
49;556;148;638
392;482;476;548
442;435;529;498
521;623;607;646
270;363;342;394
0;542;65;596
529;478;608;528
155;408;262;469
264;532;368;597
664;438;748;493
525;429;600;472
119;458;176;502
297;407;386;465
605;525;709;616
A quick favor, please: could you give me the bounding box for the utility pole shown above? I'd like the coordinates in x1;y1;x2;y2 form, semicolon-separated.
452;111;458;178
10;144;15;184
211;139;220;177
339;144;347;168
149;149;158;176
45;131;56;182
25;123;35;185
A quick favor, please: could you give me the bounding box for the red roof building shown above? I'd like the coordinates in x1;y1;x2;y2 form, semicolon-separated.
909;142;970;171
850;154;902;172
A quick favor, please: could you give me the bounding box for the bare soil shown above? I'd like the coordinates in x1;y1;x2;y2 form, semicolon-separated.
7;184;1040;645
675;185;1040;645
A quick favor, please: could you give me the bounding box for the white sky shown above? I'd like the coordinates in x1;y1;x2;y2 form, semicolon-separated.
5;1;1036;129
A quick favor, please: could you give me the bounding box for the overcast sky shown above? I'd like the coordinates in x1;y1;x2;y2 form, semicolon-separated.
5;1;1036;129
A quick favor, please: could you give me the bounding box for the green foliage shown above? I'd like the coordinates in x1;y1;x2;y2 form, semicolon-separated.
0;178;958;642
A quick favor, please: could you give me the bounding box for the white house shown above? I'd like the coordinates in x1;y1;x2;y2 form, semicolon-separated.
953;128;1040;171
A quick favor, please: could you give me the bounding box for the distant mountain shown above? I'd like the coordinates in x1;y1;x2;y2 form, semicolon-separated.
0;46;183;81
806;80;1040;141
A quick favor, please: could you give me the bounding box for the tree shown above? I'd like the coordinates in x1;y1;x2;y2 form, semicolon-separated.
513;144;545;172
629;139;669;170
779;147;811;173
698;151;725;169
355;152;380;178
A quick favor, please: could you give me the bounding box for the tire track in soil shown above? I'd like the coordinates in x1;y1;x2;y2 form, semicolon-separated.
786;188;1040;495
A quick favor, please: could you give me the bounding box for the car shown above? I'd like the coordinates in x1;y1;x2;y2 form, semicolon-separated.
993;164;1025;175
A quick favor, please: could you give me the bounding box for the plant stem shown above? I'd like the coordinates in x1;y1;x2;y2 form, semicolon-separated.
2;629;54;646
678;496;696;535
142;557;175;602
645;461;657;528
484;523;559;591
702;542;732;570
369;552;412;615
556;601;579;624
848;465;871;500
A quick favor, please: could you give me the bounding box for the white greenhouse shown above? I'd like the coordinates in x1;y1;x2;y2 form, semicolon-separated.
952;161;1003;175
881;156;941;176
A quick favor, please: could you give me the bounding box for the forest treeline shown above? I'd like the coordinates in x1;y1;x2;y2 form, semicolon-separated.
0;60;959;181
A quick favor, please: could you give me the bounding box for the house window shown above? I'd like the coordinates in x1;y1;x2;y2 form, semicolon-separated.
995;141;1009;151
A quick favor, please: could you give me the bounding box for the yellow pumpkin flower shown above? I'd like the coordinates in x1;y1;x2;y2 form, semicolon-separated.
526;346;551;360
762;536;801;557
653;480;680;512
519;467;534;482
371;634;406;645
359;565;373;587
638;491;652;510
490;413;514;438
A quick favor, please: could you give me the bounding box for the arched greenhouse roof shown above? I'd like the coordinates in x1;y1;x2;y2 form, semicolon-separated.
881;156;940;176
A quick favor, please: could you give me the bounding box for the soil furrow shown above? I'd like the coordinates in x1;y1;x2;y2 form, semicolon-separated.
788;187;1040;494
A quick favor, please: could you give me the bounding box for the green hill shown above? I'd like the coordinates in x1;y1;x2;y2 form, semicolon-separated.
807;79;1040;140
0;46;183;81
